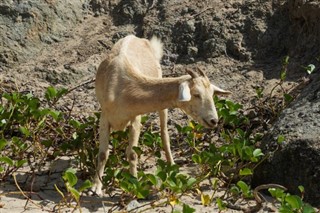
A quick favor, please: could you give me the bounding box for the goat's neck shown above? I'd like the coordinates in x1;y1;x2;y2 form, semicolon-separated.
123;75;189;114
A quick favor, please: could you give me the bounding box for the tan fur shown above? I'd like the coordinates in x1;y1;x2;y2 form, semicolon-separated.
92;35;230;195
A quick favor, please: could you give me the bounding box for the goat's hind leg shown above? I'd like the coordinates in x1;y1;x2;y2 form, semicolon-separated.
159;109;174;164
92;113;110;196
126;116;141;177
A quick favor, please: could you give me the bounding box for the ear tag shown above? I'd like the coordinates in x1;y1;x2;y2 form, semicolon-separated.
178;82;191;101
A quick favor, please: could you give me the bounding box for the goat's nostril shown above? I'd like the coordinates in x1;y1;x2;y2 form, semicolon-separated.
210;118;218;125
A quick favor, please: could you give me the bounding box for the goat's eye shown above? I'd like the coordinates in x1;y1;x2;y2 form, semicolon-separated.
193;94;201;99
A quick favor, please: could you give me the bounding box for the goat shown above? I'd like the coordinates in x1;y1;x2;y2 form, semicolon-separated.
92;35;231;195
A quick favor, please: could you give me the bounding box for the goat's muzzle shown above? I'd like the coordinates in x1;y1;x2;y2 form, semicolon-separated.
203;118;218;128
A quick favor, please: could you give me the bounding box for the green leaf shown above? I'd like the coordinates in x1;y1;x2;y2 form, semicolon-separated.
182;126;193;134
216;198;226;210
119;181;130;192
146;174;158;186
155;150;161;158
230;185;240;196
191;154;201;164
285;195;303;209
48;110;61;121
277;135;285;144
27;96;40;109
19;126;31;137
280;69;287;81
69;187;80;202
140;115;149;124
0;156;14;166
253;148;264;157
133;146;142;156
268;188;285;200
186;177;197;188
175;124;182;133
69;119;81;128
166;178;177;188
255;87;264;98
16;159;27;167
283;55;290;65
306;64;316;75
237;181;251;197
56;88;68;99
182;203;196;213
45;86;57;101
113;168;121;178
156;171;167;182
211;178;219;190
298;185;305;194
63;169;78;187
78;180;92;192
137;189;150;199
284;93;293;104
0;139;7;150
302;204;316;213
41;140;53;147
279;206;295;213
239;168;253;176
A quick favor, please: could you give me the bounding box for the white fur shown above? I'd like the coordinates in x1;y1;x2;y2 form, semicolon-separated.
149;36;163;61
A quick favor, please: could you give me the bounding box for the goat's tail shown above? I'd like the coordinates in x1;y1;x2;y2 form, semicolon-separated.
150;36;163;62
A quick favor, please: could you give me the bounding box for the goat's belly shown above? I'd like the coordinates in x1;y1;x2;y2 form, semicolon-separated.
103;104;137;131
107;114;130;131
110;121;129;131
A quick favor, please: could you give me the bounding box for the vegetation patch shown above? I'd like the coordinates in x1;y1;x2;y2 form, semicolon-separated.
0;58;317;212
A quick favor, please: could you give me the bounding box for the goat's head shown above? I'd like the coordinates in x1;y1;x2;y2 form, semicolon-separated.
178;68;231;128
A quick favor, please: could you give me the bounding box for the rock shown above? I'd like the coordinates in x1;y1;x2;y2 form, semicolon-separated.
185;20;196;32
226;37;250;61
202;38;226;58
252;74;320;206
0;0;85;69
244;70;264;81
112;0;147;25
187;46;198;57
127;199;140;211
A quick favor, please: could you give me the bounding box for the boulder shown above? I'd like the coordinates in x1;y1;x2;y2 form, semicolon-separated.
252;74;320;206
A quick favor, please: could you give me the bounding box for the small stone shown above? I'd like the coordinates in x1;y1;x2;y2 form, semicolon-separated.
127;200;140;211
185;20;196;32
187;46;198;56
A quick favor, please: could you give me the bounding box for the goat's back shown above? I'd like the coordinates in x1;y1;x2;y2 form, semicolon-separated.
120;35;163;78
95;35;164;107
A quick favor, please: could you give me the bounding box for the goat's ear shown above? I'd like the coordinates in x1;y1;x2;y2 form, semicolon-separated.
178;81;191;101
211;84;232;96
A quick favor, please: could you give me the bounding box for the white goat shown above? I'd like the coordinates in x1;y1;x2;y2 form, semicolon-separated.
92;35;230;195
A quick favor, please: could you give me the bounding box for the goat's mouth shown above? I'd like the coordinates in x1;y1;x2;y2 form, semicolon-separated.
202;118;216;128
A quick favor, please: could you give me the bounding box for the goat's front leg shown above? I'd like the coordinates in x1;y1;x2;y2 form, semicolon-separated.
126;116;141;177
92;112;110;196
159;109;174;164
